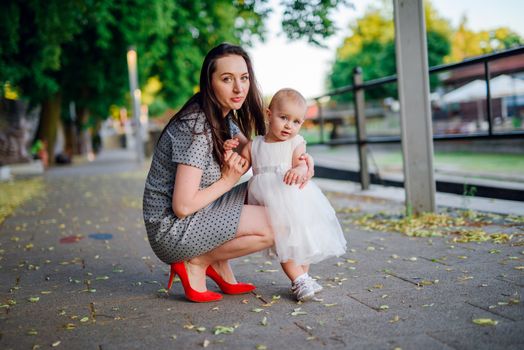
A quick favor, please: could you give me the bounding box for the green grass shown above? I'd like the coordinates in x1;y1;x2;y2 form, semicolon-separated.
374;151;524;174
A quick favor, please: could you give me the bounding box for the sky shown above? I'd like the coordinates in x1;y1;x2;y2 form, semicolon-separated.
246;0;524;100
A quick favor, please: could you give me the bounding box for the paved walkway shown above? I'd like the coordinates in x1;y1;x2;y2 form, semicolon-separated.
1;149;523;349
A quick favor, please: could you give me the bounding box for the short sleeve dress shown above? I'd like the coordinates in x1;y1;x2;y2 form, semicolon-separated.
143;104;246;264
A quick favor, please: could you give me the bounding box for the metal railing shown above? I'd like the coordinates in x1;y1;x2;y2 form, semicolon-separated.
309;46;524;198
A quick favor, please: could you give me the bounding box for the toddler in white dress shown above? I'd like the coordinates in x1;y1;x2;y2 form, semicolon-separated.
226;88;347;301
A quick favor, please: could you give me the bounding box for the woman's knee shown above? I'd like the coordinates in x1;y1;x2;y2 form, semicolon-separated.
259;225;274;248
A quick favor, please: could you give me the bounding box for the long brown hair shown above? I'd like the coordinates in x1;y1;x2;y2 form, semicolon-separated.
163;43;265;165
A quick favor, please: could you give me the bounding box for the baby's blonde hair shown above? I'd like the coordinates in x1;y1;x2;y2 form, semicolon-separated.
268;88;307;110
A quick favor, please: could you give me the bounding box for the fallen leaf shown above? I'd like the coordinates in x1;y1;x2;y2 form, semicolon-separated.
291;307;307;316
389;315;400;323
472;318;498;326
213;325;235;335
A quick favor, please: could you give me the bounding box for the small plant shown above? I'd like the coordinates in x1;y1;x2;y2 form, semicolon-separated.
463;183;477;197
462;183;477;208
405;202;413;219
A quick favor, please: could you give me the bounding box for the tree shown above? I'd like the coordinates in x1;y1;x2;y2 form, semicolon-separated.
327;0;451;100
280;0;351;47
446;17;523;63
58;0;176;154
0;0;88;159
2;0;349;162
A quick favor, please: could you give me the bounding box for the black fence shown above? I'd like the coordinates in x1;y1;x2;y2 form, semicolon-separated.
307;46;524;201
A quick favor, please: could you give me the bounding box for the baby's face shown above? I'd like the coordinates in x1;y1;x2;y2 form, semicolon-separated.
265;101;306;142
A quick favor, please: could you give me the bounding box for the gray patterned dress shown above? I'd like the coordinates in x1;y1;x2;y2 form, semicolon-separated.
143;104;247;264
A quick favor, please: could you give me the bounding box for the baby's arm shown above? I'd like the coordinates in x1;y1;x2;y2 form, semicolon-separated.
224;132;250;154
283;142;308;186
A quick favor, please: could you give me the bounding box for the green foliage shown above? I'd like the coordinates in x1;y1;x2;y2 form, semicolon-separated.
327;1;451;101
0;0;86;103
280;0;351;47
2;0;347;125
59;0;176;120
447;18;524;63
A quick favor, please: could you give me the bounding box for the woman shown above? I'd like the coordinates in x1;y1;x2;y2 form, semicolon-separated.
143;43;312;302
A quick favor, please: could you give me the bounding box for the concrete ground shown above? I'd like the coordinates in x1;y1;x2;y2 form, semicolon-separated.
1;149;523;349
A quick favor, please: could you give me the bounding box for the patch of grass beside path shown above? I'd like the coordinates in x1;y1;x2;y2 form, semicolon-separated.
374;151;524;175
0;178;44;225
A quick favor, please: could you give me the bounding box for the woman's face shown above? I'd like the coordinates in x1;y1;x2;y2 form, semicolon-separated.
211;55;250;116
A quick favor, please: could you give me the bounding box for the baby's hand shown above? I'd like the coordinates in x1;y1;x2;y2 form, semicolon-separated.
283;167;308;186
224;137;240;152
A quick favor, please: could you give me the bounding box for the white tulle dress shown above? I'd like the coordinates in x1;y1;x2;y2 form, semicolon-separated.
248;135;347;265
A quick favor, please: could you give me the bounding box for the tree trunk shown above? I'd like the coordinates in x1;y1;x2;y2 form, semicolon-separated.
75;106;92;156
35;92;62;165
63;101;78;157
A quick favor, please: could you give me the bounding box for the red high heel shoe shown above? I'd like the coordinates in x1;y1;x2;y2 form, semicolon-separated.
206;266;256;294
167;262;222;303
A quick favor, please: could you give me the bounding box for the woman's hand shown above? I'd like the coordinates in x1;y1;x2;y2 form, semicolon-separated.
297;153;314;189
221;150;249;186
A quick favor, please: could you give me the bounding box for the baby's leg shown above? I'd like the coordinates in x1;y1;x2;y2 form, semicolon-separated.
281;260;306;282
282;260;315;301
301;264;310;274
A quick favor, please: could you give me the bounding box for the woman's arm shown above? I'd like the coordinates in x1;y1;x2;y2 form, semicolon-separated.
172;151;249;219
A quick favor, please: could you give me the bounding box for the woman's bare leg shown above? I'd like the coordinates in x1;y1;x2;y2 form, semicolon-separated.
188;205;274;285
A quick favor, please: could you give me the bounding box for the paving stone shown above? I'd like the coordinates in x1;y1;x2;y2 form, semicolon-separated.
1;150;523;349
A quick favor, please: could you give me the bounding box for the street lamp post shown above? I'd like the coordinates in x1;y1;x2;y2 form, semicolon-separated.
126;46;144;164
